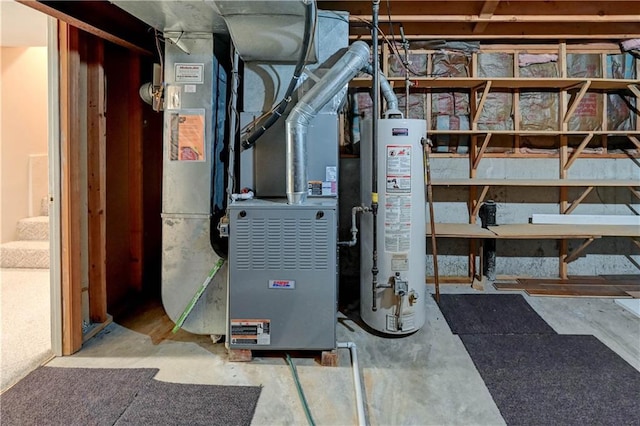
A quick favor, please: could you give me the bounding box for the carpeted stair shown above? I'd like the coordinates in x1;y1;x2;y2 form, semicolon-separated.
0;199;49;269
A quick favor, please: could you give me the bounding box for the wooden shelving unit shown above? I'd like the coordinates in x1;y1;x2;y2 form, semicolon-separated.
353;40;640;280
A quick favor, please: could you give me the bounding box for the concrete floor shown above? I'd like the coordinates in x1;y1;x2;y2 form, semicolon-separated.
0;268;52;391
39;284;639;426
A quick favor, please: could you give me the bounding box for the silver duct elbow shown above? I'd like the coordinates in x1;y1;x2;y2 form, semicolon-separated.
286;40;371;204
361;63;399;112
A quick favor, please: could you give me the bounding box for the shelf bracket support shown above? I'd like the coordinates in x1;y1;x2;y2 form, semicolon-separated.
627;135;640;151
628;186;640;201
472;132;492;172
564;237;595;264
563;133;593;173
563;186;594;214
563;80;591;125
628;83;640;99
632;238;640;251
471;185;490;218
472;81;492;129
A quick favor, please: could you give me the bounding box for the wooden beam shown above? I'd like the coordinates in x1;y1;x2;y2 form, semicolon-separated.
563;133;594;172
627;135;640;151
563;186;594;215
351;14;640;23
472;133;493;171
59;22;83;355
128;52;144;293
474;1;500;33
473;81;492;128
87;35;107;324
564;238;595;264
563;80;591;125
19;0;153;55
471;186;491;218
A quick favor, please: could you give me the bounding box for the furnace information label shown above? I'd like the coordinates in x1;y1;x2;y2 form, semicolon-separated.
386;145;411;193
384;195;412;252
230;319;271;345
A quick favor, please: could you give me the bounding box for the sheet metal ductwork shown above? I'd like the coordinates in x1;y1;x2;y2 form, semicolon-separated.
213;0;317;63
285;40;370;204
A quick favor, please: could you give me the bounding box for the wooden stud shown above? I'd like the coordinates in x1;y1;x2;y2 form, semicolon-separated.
59;22;84;355
87;35;107;323
128;52;144;293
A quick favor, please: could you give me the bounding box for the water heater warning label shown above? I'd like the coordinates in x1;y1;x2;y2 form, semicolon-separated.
230;320;271;345
384;195;412;252
386;145;411;193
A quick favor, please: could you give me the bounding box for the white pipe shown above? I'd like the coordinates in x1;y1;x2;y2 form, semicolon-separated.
337;341;367;426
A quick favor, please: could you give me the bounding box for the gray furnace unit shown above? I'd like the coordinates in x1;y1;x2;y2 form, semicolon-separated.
228;199;337;350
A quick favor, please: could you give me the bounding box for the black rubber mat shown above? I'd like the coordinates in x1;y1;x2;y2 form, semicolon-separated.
436;293;556;335
461;334;640;426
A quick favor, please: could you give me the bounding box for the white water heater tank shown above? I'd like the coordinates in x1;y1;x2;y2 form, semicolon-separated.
360;118;427;334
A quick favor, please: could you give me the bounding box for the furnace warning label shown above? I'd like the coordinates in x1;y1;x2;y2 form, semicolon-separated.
386;145;411;193
230;319;271;345
384;195;412;252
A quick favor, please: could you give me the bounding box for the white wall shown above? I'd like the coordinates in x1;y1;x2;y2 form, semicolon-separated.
0;46;49;242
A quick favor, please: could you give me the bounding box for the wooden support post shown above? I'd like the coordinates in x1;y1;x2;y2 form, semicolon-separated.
87;35;107;323
128;52;144;293
59;22;84;355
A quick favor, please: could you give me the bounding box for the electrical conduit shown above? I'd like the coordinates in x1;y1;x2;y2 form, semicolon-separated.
337;342;367;426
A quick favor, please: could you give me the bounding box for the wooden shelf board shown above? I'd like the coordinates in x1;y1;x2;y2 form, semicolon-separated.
391;77;638;90
428;130;640;136
432;179;639;187
488;224;640;239
426;223;495;238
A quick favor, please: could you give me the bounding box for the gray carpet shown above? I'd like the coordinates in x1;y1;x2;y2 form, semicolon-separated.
0;367;262;426
115;378;262;426
437;294;640;425
461;334;640;426
436;294;556;335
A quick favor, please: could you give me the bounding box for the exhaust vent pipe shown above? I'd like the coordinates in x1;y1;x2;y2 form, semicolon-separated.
286;40;370;204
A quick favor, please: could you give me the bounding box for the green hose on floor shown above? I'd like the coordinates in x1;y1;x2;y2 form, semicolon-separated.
286;353;316;426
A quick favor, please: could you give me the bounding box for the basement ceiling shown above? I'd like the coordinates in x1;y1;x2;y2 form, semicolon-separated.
17;0;640;54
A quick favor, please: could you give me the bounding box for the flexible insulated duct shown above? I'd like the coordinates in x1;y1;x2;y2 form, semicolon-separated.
285;40;370;204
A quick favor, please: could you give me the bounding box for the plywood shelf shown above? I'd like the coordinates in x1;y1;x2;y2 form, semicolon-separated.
427;223;640;239
351;77;639;91
432;179;639;187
